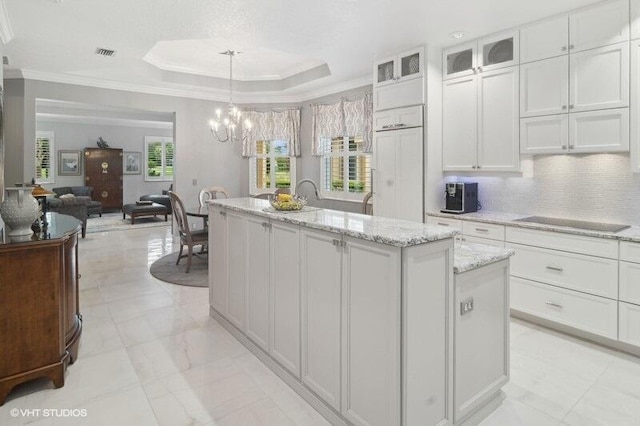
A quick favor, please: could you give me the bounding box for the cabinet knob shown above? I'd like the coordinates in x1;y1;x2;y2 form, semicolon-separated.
569;44;574;50
477;66;482;72
562;145;568;150
561;46;567;51
569;144;575;149
476;165;481;169
472;165;477;169
219;211;226;217
561;105;567;110
569;104;574;109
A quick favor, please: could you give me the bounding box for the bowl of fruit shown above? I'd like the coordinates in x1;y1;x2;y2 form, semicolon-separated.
269;193;307;211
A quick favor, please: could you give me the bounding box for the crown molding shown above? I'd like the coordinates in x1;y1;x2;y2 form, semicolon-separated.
0;0;14;45
5;69;372;104
37;112;173;129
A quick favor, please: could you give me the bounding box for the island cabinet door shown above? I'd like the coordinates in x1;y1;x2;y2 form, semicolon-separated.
300;228;343;411
245;216;271;351
209;206;229;315
226;211;247;330
341;236;401;426
269;221;301;378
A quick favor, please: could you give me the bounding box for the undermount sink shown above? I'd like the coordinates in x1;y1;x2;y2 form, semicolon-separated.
514;216;630;233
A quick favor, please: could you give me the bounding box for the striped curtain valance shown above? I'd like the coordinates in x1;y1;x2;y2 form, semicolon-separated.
311;92;373;156
242;109;301;157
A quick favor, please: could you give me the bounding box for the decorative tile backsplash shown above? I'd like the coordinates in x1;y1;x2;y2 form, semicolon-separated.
443;153;640;225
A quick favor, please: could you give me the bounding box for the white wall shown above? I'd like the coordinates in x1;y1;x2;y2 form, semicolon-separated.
4;78;248;206
36;120;173;203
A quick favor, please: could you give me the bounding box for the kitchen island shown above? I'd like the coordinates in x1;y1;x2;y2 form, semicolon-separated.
208;198;512;426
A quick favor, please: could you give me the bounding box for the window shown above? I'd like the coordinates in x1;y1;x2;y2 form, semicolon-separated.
35;131;54;184
250;140;296;195
320;136;371;201
144;136;174;181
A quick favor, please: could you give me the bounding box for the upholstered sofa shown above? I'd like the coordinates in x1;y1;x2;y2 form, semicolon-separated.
52;186;103;217
48;196;88;238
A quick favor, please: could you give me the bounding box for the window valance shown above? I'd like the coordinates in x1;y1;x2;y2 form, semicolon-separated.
242;109;301;157
311;92;373;155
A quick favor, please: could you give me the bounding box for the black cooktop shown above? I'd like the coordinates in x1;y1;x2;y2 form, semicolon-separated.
514;216;630;233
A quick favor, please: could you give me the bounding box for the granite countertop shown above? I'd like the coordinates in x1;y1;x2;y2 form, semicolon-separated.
210;198;458;247
454;242;515;274
429;210;640;243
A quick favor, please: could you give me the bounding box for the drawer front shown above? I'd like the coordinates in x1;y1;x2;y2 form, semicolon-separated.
508;243;618;299
461;235;504;248
620;241;640;263
619;261;640;305
619;302;640;347
462;221;505;241
506;226;618;259
511;277;618;339
427;216;463;232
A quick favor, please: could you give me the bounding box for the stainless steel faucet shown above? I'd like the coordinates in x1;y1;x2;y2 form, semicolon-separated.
295;179;321;200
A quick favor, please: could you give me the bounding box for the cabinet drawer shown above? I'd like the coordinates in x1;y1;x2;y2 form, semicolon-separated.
462;221;505;241
511;277;618;339
427;216;463;231
506;226;618;259
619;301;640;346
508;243;618;299
619;261;640;305
461;235;504;248
620;241;640;263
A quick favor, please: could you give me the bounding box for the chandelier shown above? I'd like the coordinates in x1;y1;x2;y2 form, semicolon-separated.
209;50;252;143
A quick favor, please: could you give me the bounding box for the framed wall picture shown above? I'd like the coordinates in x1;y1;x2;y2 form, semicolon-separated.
58;150;82;176
123;151;142;175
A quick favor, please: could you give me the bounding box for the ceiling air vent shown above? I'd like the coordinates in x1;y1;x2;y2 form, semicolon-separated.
2;56;8;65
95;47;116;57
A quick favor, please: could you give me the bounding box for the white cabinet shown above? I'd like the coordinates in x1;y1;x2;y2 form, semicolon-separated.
342;236;401;426
570;108;630;152
245;216;270;350
462;221;505;241
373;107;423;222
209;206;228;315
269;221;301;378
443;67;520;172
570;0;629;53
226;211;246;330
520;114;569;154
521;108;629;154
630;39;640;172
300;228;342;411
570;43;629;112
520;56;569;117
520;15;569;63
478;67;520;172
443;75;477;170
511;276;618;339
443;31;518;80
619;301;640;346
454;260;510;423
374;47;424;86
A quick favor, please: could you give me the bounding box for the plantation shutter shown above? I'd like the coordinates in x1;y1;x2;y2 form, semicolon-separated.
35;132;54;183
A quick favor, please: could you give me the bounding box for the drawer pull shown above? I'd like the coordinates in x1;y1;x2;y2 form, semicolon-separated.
437;222;450;226
475;228;489;232
546;266;564;272
545;301;563;309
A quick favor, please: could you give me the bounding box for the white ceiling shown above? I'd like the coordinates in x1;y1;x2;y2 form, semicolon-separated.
3;0;603;103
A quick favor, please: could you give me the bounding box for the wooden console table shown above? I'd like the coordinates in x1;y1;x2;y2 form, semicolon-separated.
0;213;83;405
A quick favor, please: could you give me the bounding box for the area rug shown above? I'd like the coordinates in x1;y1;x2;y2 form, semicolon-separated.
149;251;208;287
86;212;170;234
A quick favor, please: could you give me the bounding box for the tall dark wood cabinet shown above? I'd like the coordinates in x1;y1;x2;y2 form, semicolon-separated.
0;214;82;405
84;148;123;211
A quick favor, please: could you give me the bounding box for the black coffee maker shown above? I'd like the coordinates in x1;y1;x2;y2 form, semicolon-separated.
441;182;478;214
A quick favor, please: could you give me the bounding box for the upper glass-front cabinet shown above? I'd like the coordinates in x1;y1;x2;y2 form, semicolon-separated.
374;47;424;86
443;31;519;80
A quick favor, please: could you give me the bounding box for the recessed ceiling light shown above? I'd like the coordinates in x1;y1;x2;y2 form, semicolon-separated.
449;31;466;40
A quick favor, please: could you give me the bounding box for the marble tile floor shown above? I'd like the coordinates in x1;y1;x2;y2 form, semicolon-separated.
1;226;639;425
